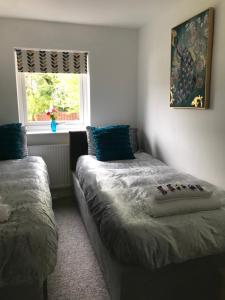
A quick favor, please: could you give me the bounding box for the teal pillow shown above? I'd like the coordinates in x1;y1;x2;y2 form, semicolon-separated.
91;125;135;161
0;123;28;160
86;126;138;155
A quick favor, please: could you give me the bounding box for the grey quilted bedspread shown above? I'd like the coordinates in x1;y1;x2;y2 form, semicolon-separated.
0;156;58;287
76;153;225;270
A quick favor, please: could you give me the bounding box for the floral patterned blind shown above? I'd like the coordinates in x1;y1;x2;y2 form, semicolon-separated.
15;49;88;74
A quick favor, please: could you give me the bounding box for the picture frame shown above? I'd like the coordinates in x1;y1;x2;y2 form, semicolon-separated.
170;8;214;109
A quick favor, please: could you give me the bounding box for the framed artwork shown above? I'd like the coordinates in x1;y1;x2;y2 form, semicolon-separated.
170;8;214;109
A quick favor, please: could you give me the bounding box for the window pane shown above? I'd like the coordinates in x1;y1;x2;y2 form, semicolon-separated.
24;73;80;122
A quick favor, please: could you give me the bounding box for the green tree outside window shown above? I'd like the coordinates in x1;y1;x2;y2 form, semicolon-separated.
25;73;80;121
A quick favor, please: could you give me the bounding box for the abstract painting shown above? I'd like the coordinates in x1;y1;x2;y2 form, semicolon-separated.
170;8;214;109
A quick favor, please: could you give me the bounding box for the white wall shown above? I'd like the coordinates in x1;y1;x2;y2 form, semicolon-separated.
0;18;138;144
138;0;225;189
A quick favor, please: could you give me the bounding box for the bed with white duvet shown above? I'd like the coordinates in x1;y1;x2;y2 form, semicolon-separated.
68;127;225;300
76;152;225;270
0;156;58;298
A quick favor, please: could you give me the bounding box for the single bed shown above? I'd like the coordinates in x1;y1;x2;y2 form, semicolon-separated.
0;156;58;299
70;131;225;300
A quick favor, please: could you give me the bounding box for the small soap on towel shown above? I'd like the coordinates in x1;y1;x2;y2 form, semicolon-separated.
0;204;11;223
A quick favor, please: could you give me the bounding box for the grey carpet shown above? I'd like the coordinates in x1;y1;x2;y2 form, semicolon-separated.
48;197;110;300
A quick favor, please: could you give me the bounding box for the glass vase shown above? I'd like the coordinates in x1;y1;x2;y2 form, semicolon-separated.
51;120;57;133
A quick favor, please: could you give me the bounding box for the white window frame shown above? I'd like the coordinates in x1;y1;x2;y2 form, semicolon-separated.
16;72;90;133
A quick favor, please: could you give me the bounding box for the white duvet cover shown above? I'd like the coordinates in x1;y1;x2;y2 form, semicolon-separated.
76;152;225;269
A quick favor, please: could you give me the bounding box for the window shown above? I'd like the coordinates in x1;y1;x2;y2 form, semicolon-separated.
15;49;89;132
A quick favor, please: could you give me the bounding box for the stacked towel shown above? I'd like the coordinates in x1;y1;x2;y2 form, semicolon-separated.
0;196;11;223
0;204;11;223
151;184;212;202
146;184;221;217
148;197;221;217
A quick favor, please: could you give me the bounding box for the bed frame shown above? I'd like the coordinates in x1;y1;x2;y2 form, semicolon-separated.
69;131;225;300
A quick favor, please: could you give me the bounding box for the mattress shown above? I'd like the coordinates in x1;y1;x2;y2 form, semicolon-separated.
76;152;225;270
0;156;58;287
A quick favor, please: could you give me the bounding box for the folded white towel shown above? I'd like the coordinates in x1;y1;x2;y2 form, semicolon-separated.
0;204;11;223
147;196;222;217
146;185;221;217
151;184;212;203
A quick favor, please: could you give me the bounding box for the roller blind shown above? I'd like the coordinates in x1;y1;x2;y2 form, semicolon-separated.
15;48;88;74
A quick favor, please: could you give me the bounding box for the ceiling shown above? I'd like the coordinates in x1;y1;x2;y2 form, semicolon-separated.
0;0;177;28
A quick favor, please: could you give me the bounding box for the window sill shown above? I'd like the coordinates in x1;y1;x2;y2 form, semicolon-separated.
26;125;86;135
